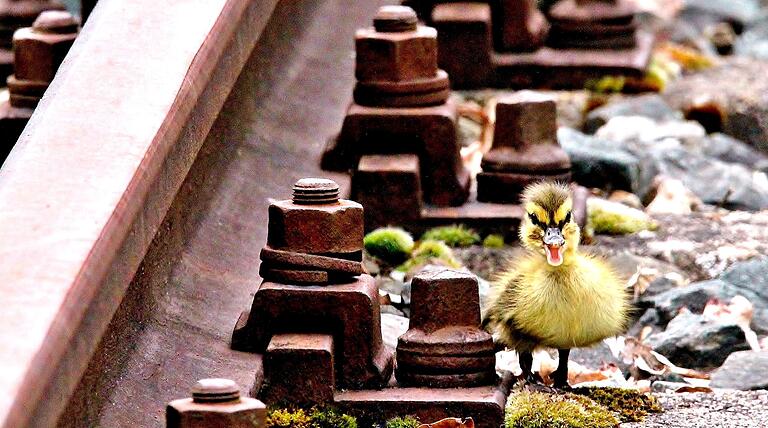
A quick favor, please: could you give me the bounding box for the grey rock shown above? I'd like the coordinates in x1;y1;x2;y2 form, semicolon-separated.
628;308;664;337
681;0;763;31
642;258;768;333
646;311;749;368
711;350;768;390
663;57;768;152
736;16;768;59
699;133;768;172
641;146;768;210
583;94;681;134
719;256;768;301
558;127;641;192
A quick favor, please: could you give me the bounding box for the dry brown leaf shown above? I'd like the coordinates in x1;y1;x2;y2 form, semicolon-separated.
419;417;475;428
674;386;713;393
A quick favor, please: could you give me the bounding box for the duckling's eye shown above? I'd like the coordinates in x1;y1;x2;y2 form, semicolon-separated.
528;212;546;229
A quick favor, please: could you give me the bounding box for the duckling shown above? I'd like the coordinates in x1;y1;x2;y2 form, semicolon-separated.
482;182;629;388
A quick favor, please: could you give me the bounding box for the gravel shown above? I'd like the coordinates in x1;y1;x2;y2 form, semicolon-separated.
622;390;768;427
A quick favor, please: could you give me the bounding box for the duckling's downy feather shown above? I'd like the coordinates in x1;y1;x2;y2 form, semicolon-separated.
485;250;629;351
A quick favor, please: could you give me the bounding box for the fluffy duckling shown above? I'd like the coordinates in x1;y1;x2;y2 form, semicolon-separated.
482;182;629;388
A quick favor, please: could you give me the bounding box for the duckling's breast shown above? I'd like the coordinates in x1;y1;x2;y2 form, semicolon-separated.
512;255;628;349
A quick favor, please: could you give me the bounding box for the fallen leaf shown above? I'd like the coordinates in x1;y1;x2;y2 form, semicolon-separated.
674;386;713;393
419;417;475;428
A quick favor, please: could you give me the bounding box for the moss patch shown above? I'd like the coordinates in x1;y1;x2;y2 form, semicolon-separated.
421;225;481;247
587;198;658;235
482;234;505;249
573;387;662;423
385;416;421;428
364;227;415;264
266;408;312;428
396;239;462;272
266;407;357;428
505;391;619;428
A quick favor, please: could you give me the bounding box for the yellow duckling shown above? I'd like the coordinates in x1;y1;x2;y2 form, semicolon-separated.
482;182;629;388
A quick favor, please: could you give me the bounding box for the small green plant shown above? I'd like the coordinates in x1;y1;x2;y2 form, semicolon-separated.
364;227;415;264
266;407;358;428
421;225;481;247
482;234;505;248
396;239;462;272
505;391;619;428
573;387;662;423
587;198;658;235
266;408;312;428
385;416;421;428
309;407;357;428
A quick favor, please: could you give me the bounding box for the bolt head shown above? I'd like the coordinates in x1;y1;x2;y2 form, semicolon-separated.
373;6;418;32
192;378;240;403
33;10;79;34
292;178;340;204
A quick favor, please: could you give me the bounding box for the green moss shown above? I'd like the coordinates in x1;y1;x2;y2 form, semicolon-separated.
585;75;626;94
587;198;658;235
396;239;462;272
482;234;505;248
504;391;619;428
364;227;415;264
266;408;358;428
421;225;480;247
572;387;662;423
385;416;421;428
309;408;357;428
266;408;312;428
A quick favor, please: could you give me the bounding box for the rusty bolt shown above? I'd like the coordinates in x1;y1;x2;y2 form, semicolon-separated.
267;178;364;255
493;91;557;149
395;269;496;388
12;10;78;84
373;5;418;32
355;5;438;83
166;378;266;428
0;0;67;49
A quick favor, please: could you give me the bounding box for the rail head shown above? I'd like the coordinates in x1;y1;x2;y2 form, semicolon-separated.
0;0;278;426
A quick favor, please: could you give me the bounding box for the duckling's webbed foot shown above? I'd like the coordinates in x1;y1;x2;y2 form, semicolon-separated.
552;348;571;390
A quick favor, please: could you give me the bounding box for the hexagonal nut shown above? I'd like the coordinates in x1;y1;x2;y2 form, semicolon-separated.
355;25;438;82
12;27;76;82
166;398;266;428
267;199;364;254
493;91;557;148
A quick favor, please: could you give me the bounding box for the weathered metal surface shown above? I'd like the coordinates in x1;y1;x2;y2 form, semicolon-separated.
261;334;335;406
0;0;285;426
477;92;572;204
0;10;77;156
326;6;469;207
232;276;394;390
352;154;423;230
396;270;496;388
166;379;266;428
0;0;65;80
335;385;507;428
425;0;654;88
66;1;390;424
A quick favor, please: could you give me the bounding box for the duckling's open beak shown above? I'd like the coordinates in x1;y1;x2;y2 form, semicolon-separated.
543;227;566;266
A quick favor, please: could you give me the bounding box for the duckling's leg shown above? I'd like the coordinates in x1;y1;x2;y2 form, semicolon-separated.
519;350;535;382
552;348;571;389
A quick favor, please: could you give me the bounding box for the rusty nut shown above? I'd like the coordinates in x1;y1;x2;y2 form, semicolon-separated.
355;25;438;83
493;91;557;148
267;199;364;255
12;11;78;82
166;378;266;428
